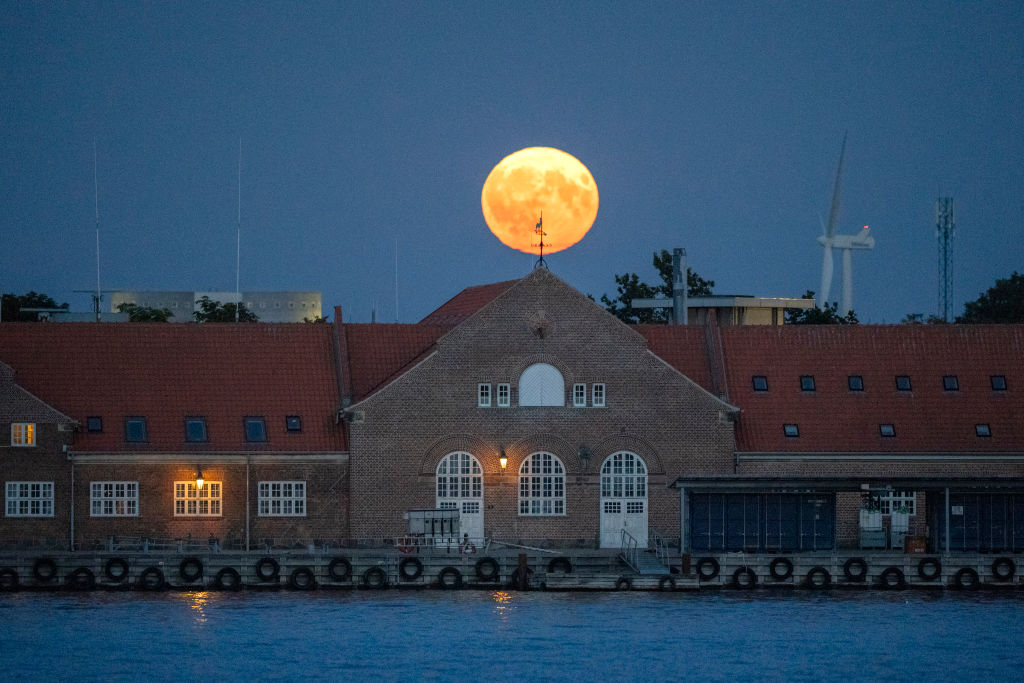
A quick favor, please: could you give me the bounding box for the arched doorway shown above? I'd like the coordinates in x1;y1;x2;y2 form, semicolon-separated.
436;451;484;543
599;451;648;548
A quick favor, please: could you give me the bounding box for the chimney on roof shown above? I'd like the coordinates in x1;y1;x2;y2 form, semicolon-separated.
671;248;688;325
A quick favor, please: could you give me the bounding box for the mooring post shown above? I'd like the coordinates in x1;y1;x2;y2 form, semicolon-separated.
517;553;528;590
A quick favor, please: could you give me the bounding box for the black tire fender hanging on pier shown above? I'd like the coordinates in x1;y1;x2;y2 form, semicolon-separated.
659;575;676;591
769;557;793;581
547;557;573;574
399;557;423;581
0;567;19;591
615;576;632;591
805;566;831;589
104;557;130;582
696;557;720;581
138;566;166;591
842;557;868;582
363;566;387;589
179;557;204;582
953;567;980;590
732;566;757;589
437;566;463;589
917;557;942;581
991;557;1016;582
475;557;500;582
878;566;906;589
214;567;242;591
32;558;58;582
67;567;96;591
255;557;280;582
288;566;316;590
327;557;352;582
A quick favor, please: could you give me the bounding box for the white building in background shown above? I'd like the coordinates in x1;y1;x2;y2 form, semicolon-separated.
108;290;322;323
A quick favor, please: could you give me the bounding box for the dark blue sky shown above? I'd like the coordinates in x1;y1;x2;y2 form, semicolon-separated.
2;2;1022;323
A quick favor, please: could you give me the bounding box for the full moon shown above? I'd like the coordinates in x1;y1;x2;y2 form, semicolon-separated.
481;147;599;255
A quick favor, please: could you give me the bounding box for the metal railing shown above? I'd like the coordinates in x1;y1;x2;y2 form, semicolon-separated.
650;528;671;567
620;529;639;572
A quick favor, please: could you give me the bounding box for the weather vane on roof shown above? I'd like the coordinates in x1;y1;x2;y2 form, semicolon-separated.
534;212;547;269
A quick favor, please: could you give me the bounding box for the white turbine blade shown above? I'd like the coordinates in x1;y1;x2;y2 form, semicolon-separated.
819;244;834;308
824;133;846;240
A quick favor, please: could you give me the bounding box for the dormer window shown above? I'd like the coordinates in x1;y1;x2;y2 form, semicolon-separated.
125;418;148;443
783;424;800;438
991;375;1007;391
848;375;864;391
185;418;208;443
751;376;768;392
800;376;815;392
518;364;565;406
10;423;35;447
895;376;912;392
244;417;267;442
943;375;959;391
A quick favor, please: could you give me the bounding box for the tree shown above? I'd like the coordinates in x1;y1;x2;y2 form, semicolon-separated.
192;296;259;323
900;313;947;325
599;250;715;324
303;315;329;324
956;272;1024;323
1;291;69;322
117;302;174;322
785;291;859;325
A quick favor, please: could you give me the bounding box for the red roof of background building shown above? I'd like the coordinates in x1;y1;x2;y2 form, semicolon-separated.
342;324;445;401
419;280;519;328
0;323;346;452
636;325;715;391
721;324;1024;452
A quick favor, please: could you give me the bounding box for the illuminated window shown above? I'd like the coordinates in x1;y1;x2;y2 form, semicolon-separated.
185;418;208;442
10;423;35;447
895;376;912;392
174;481;221;516
877;490;916;515
976;424;991;437
90;482;138;516
573;383;587;407
286;415;302;432
244;417;267;442
125;417;148;443
800;376;816;392
518;452;565;516
752;376;768;392
879;424;895;437
943;375;959;391
848;375;864;391
592;383;606;407
87;416;103;432
783;424;800;437
991;375;1007;391
5;482;53;517
436;452;483;503
496;384;510;408
518;364;565;406
478;383;491;408
258;481;306;516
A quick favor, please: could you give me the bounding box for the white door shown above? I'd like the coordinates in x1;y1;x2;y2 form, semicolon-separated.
599;452;648;548
436;451;484;545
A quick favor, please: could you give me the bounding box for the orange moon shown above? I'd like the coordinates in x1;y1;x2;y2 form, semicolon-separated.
481;147;598;255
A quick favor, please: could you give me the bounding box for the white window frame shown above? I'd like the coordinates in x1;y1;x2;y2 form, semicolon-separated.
478;383;491;408
600;451;648;499
878;490;916;515
496;383;510;408
518;364;565;406
90;481;138;517
5;481;54;517
573;383;587;407
592;383;606;408
518;452;565;516
174;481;222;517
436;451;483;502
258;481;306;517
11;423;36;447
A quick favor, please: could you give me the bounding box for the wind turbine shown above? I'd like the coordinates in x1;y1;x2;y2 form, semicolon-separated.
817;135;875;315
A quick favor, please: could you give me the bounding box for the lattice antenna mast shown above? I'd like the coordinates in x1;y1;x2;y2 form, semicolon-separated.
936;198;956;321
534;212;547;269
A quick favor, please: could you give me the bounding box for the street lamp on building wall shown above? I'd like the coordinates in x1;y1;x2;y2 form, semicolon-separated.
577;444;591;473
499;448;508;473
195;466;205;491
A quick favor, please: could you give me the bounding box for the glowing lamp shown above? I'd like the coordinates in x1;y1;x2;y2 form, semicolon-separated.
195;466;205;491
499;449;508;471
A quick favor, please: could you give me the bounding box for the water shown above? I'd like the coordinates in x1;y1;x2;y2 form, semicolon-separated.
1;590;1022;681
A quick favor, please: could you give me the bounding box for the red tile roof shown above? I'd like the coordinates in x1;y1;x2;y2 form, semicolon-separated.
419;280;519;328
636;325;714;391
0;323;346;452
343;324;445;401
720;324;1024;452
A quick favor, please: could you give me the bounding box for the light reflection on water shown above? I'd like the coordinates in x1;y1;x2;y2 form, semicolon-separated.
1;589;1023;681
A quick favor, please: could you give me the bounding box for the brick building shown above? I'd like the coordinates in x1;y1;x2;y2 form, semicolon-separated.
1;267;1022;553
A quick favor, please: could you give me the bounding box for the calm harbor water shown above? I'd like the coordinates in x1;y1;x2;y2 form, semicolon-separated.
2;589;1022;681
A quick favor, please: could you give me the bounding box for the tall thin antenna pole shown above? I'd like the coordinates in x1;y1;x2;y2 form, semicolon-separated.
394;238;399;322
94;138;102;322
534;212;546;269
236;139;241;323
936;197;956;321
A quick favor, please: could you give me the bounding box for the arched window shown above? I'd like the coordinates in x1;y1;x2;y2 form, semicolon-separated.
519;452;565;515
518;363;565;406
600;451;648;501
436;451;482;505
